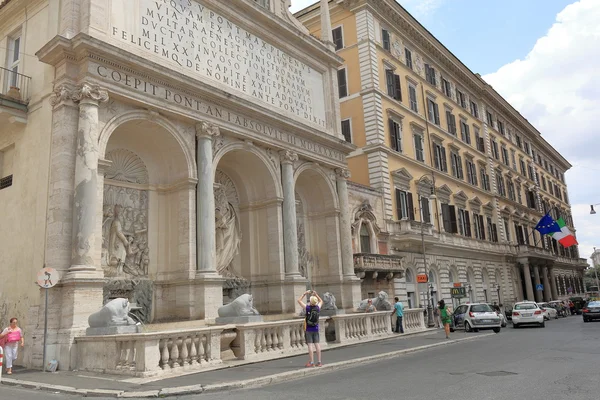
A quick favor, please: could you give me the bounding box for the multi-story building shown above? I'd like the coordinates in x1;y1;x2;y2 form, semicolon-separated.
297;0;587;308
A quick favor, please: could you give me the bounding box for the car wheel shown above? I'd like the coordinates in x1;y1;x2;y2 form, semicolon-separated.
493;327;501;333
501;323;507;328
465;321;473;332
583;318;589;323
513;323;519;329
540;321;545;328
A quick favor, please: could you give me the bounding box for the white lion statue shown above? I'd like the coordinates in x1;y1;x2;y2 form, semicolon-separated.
357;291;392;312
218;294;260;318
322;292;338;311
88;298;136;328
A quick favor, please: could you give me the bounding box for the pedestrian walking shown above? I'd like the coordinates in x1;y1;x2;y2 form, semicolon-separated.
392;297;404;333
0;318;24;375
433;306;442;328
438;300;452;339
297;290;323;367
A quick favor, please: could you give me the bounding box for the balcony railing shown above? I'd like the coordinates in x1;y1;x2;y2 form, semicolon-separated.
0;67;31;105
353;253;403;278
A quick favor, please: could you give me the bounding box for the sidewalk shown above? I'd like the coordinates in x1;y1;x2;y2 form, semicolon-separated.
1;329;493;398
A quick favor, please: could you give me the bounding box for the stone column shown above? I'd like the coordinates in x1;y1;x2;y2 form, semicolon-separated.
280;150;300;278
69;83;108;276
522;263;535;301
533;266;543;303
194;122;223;320
549;268;559;299
542;266;551;302
196;122;219;274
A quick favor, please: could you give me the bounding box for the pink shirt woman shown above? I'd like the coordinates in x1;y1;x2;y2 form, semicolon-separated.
0;317;24;374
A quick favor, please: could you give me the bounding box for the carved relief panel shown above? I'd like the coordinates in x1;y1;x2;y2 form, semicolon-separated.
102;149;150;278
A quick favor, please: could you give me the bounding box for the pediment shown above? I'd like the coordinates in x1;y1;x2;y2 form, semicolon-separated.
453;191;469;203
483;202;494;212
436;184;453;197
391;168;413;181
468;196;483;207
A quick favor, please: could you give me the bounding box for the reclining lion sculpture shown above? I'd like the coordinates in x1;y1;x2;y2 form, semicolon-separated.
218;293;260;318
357;291;392;312
88;298;136;328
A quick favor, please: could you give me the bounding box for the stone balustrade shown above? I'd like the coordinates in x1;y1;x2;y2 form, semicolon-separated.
402;308;426;332
331;311;391;344
75;325;234;377
231;318;327;361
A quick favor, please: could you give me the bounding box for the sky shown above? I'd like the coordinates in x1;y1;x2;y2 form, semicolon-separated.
290;0;600;265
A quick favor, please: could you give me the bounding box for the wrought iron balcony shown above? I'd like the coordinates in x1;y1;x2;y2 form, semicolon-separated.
0;67;31;107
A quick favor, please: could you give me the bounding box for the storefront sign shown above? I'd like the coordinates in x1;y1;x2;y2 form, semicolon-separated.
106;0;326;128
451;287;466;298
417;274;428;283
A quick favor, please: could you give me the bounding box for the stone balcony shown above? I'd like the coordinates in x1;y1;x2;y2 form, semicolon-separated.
0;66;30;126
516;245;588;268
353;253;404;279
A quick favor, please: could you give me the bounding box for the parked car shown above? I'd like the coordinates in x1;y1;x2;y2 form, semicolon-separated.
547;301;568;318
488;303;508;327
582;301;600;322
450;303;502;333
512;301;545;328
538;302;558;320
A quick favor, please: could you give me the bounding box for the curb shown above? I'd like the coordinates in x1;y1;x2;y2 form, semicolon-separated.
1;333;493;397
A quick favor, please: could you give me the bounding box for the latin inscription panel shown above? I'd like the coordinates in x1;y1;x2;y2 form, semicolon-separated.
107;0;326;128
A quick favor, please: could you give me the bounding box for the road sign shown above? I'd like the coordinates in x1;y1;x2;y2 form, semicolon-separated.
536;284;544;291
451;287;467;298
36;267;59;289
417;274;428;283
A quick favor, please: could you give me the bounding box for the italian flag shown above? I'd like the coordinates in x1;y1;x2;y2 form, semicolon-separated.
549;218;578;247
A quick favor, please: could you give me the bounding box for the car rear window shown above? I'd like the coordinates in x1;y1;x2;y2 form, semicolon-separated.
514;303;536;310
587;301;600;307
471;304;493;313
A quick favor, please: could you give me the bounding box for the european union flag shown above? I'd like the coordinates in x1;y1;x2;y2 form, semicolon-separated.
535;213;561;236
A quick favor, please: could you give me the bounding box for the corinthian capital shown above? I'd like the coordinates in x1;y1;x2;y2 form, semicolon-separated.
50;84;76;108
279;150;298;164
195;121;221;139
335;168;351;180
72;83;109;104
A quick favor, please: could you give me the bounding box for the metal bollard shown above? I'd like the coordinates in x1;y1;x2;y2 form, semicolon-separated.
0;346;3;382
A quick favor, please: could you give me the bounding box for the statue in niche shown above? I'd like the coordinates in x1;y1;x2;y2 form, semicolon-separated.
214;184;241;277
108;204;129;271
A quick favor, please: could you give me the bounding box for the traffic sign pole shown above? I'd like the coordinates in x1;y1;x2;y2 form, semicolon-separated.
42;287;48;373
36;267;59;373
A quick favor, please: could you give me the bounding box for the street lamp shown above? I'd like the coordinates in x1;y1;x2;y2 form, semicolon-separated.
494;283;501;304
590;203;600;214
417;173;437;328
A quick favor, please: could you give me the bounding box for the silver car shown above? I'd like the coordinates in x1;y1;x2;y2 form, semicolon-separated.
451;303;502;333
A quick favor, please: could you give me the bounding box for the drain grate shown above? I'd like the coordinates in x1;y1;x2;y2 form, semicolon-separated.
477;371;518;377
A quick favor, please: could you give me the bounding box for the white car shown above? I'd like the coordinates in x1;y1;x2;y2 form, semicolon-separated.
538;302;558;320
512;301;545;328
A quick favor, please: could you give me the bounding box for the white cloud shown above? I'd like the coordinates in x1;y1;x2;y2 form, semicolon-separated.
483;0;600;266
289;0;444;18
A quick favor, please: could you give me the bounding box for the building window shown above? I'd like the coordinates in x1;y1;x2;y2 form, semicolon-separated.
425;64;436;86
487;216;498;242
446;110;457;135
337;68;348;98
458;208;471;237
520;159;526;176
475;129;485;152
456;89;466;108
497;120;505;136
433;142;447;172
254;0;270;8
528;165;535;181
409;84;418;112
496;173;506;196
5;34;21;89
466;159;478;186
563;190;569;204
548;182;554;196
414;133;424;162
515;223;525;245
427;99;440;125
541;176;547;191
507;180;516;202
473;213;485;240
450;152;464;180
460;120;470;144
341;119;352;143
511;149;517;170
441;203;458;233
332;26;344;50
395;189;414;220
420;195;431;223
517;185;522;204
501;146;509;166
486;111;494;126
524;141;531;155
388;119;402;152
382;28;390;51
385;69;402;101
516;135;522;149
504;220;511;242
0;144;15;190
405;48;413;69
480;167;490;191
442;78;451;97
359;224;371;253
470;101;479;118
491;138;499;160
544;159;549;170
526;190;537;209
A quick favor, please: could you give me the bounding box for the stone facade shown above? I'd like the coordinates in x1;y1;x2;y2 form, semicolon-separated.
0;0;364;370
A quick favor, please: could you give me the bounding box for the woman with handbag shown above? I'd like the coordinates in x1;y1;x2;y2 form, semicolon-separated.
438;300;452;339
0;317;25;374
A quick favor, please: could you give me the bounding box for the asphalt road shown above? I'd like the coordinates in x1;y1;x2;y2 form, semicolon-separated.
3;316;600;400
